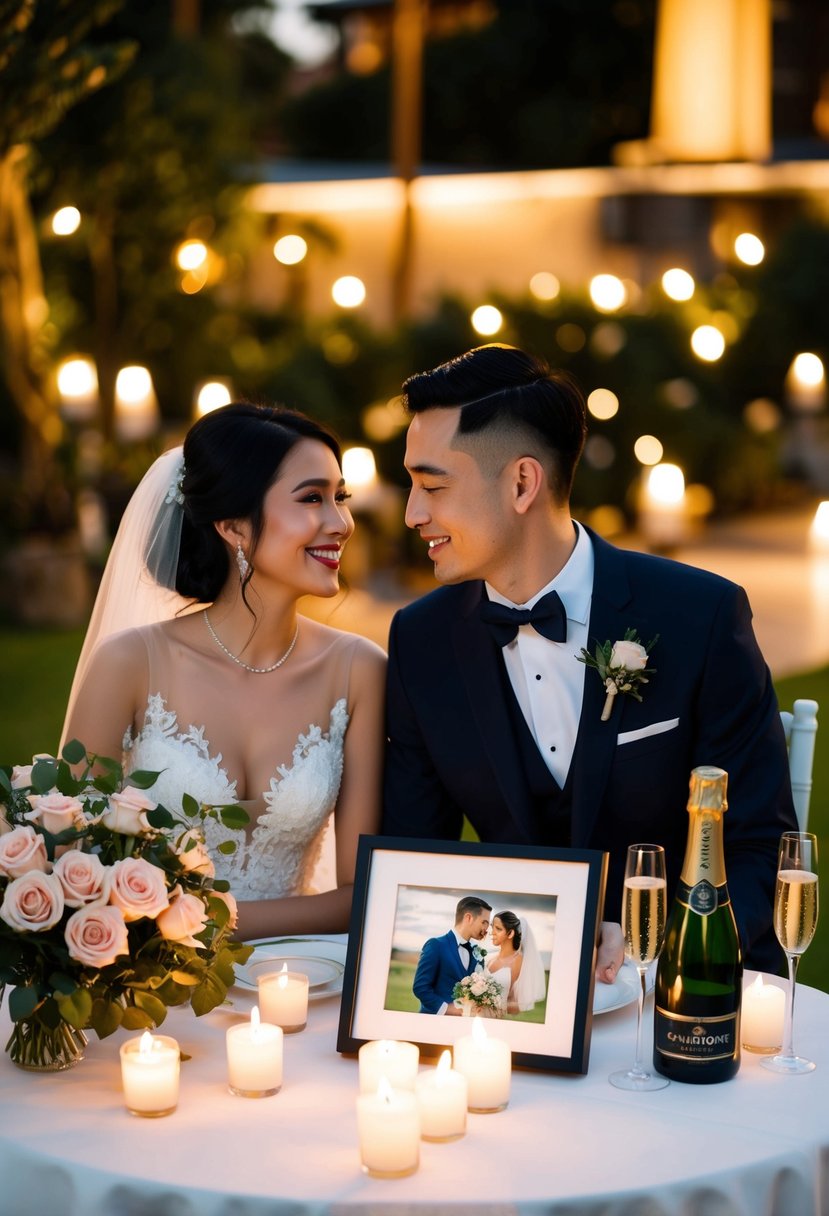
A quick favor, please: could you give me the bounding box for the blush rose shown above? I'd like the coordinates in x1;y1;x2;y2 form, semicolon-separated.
175;829;215;878
65;904;129;968
157;887;209;947
0;825;50;878
609;639;649;671
26;791;85;836
53;851;112;907
0;870;65;932
210;888;238;931
101;787;157;836
108;857;170;922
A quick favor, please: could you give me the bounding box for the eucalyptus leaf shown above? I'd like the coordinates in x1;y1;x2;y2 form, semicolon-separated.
147;806;176;829
56;986;93;1028
182;793;200;818
8;985;40;1021
61;739;86;766
170;969;200;986
90;997;124;1038
190;971;227;1017
128;769;162;790
121;1005;155;1030
49;971;78;996
31;759;58;794
134;990;168;1025
216;840;237;855
218;805;249;830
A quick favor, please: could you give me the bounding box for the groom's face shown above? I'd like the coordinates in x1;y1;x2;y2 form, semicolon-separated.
463;910;490;941
404;408;517;587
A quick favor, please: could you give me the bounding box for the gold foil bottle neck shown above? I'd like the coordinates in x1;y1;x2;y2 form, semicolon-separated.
687;765;728;815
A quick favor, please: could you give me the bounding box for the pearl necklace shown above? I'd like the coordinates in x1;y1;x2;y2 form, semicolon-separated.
203;609;299;674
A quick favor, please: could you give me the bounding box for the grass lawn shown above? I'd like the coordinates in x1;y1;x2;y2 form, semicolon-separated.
1;626;826;992
385;958;546;1022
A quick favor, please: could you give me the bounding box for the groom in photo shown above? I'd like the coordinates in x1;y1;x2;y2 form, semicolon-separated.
382;344;798;973
413;895;491;1015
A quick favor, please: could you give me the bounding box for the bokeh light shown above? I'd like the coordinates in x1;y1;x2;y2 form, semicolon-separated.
273;235;308;265
195;380;232;417
342;446;377;488
332;276;366;308
51;206;81;236
691;325;726;362
471;305;503;336
790;352;825;387
589;274;627;312
734;233;765;266
661;268;695;301
529;272;560;301
634;434;665;466
645;462;685;505
587;388;619;420
175;240;208;271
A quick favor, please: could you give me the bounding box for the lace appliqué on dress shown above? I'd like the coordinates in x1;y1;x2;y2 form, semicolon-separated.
124;694;349;901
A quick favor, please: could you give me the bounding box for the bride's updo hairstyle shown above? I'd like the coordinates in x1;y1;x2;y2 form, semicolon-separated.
495;911;522;949
176;402;342;603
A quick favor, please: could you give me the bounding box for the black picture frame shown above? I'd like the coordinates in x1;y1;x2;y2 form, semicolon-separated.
337;836;608;1074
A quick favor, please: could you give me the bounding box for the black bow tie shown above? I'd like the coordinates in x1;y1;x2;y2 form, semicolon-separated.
479;589;567;646
459;940;473;954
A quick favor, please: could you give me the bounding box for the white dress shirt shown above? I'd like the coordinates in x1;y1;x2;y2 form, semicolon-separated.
436;929;475;1016
484;522;593;787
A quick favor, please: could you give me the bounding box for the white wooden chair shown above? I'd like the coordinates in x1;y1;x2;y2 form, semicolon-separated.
780;699;819;831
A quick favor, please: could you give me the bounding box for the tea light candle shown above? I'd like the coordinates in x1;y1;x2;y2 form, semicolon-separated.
358;1038;419;1094
454;1016;511;1112
120;1032;180;1117
257;963;309;1033
226;1005;283;1097
742;974;786;1054
414;1049;467;1141
357;1077;420;1178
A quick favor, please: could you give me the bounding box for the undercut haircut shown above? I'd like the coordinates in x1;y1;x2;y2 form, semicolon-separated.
402;344;587;503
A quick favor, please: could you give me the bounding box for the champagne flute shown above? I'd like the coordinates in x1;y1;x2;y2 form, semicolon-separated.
761;831;819;1075
609;843;669;1091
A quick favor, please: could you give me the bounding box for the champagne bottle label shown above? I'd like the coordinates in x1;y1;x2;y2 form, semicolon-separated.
675;879;731;916
654;1009;739;1063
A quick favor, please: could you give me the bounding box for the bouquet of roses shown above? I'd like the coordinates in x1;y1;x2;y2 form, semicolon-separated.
452;971;505;1017
0;740;253;1070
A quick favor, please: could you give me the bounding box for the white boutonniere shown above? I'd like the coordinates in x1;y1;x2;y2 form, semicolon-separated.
577;629;658;722
472;944;487;963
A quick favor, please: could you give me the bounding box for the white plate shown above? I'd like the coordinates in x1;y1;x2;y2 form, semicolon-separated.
235;938;347;1001
593;959;654;1015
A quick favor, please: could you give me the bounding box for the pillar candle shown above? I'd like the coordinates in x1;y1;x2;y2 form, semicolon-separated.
453;1016;511;1112
226;1005;283;1096
414;1049;467;1141
742;974;785;1053
120;1032;180;1117
257;963;309;1033
358;1038;419;1094
356;1077;420;1178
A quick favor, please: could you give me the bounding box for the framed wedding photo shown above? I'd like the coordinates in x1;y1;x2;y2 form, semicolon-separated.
337;836;608;1074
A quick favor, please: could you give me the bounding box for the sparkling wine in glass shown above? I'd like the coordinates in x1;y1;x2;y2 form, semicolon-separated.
609;843;669;1091
762;831;819;1075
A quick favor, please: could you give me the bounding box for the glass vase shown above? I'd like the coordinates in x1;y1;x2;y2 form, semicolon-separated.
5;1015;88;1071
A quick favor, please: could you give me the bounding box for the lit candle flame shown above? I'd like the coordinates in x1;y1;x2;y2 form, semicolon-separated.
471;1016;489;1046
139;1031;155;1056
251;1004;261;1041
378;1075;394;1104
436;1049;452;1082
278;962;289;989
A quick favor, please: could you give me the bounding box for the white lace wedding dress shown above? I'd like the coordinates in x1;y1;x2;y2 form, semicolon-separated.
120;624;361;900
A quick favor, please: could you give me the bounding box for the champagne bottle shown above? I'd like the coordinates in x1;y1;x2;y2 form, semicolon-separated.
653;765;742;1083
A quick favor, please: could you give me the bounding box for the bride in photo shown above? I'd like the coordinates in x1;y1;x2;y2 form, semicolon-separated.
62;402;386;941
486;911;548;1015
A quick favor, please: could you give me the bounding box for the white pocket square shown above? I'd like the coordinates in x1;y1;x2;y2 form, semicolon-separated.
617;718;680;745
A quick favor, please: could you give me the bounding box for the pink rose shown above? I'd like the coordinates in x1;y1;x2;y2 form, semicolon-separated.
175;829;215;878
0;870;65;932
65;904;129;968
26;792;85;836
609;639;649;671
0;825;50;877
108;857;170;922
11;754;54;790
101;787;157;836
157;887;209;947
210;888;238;930
53;851;111;908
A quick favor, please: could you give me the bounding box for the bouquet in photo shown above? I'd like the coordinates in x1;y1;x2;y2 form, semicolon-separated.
452;970;505;1017
0;740;253;1070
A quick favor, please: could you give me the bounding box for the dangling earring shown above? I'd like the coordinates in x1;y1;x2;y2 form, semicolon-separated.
236;543;250;581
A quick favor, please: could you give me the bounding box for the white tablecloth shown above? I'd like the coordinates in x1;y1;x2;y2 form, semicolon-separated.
0;964;825;1216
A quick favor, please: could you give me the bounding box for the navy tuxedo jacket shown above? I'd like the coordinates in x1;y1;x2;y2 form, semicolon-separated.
383;529;797;970
413;930;477;1013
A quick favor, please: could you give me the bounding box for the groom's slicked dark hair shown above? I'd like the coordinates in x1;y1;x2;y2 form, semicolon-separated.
402;344;587;504
455;895;492;923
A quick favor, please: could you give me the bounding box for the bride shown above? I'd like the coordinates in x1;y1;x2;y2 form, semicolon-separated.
486;911;547;1015
62;402;386;940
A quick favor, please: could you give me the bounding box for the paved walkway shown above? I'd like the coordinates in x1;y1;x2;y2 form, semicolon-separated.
304;505;829;680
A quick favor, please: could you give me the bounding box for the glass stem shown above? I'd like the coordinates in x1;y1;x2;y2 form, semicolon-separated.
631;965;647;1076
781;952;800;1059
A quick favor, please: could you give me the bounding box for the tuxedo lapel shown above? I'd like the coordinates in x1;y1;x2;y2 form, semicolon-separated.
570;532;635;846
452;583;538;841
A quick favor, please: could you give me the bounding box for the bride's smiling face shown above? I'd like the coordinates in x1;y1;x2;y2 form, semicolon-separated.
248;438;354;595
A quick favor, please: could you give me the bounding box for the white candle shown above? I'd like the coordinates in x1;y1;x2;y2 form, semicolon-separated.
226;1005;283;1096
356;1077;420;1177
414;1049;467;1141
454;1016;511;1112
257;964;309;1033
120;1032;180;1117
742;974;785;1053
358;1039;419;1094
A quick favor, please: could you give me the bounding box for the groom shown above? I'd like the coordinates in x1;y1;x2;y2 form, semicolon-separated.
382;344;798;972
413;896;491;1014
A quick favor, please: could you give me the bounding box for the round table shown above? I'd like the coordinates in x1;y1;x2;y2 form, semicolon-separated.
0;968;825;1216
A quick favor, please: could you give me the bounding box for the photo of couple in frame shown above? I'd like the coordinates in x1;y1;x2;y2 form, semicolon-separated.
338;837;607;1074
